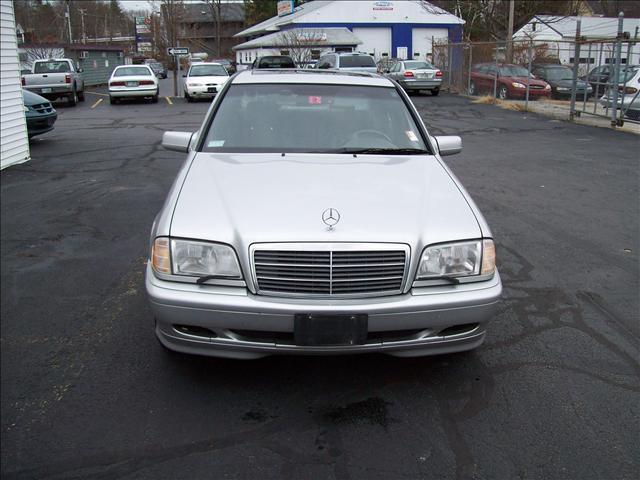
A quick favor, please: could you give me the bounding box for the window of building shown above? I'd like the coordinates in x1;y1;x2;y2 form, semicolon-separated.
280;50;290;56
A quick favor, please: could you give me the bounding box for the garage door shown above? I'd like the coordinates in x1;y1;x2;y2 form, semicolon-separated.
412;28;449;60
352;27;391;60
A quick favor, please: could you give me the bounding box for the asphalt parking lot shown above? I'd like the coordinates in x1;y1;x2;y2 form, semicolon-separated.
1;77;638;479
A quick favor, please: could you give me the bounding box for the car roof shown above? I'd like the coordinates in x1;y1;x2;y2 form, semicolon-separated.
190;62;222;66
232;69;394;87
336;52;373;57
114;64;150;69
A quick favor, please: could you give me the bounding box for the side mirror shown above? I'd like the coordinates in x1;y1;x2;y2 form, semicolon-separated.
162;131;193;152
78;68;83;73
433;136;462;156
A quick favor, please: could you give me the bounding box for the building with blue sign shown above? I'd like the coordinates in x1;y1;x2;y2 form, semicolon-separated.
234;0;463;65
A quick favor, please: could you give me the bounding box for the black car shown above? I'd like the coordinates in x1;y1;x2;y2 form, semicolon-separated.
210;58;235;75
149;62;167;79
23;89;57;138
532;64;593;99
251;55;296;69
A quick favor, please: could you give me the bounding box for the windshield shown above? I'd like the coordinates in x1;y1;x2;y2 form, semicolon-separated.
202;84;428;153
114;67;151;77
542;68;573;81
34;61;70;74
500;66;532;77
404;61;434;70
340;56;376;68
258;57;295;68
150;63;163;69
189;64;228;76
618;66;639;83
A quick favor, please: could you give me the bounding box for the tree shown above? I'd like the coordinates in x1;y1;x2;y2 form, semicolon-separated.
243;0;278;27
275;29;322;66
202;0;222;57
429;0;586;42
158;0;186;96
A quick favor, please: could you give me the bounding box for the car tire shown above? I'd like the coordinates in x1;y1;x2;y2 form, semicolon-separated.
431;88;440;96
68;87;78;106
78;90;85;102
498;85;509;100
185;92;193;103
109;96;118;105
151;94;159;103
469;80;476;96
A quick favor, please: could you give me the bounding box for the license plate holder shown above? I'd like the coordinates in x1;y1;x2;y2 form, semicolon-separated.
126;81;138;87
41;88;52;93
294;314;368;346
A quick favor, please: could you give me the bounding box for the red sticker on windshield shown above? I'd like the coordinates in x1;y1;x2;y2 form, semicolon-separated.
308;96;322;104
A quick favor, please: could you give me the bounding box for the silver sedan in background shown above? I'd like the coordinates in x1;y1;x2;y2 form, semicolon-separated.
147;69;501;359
384;60;443;95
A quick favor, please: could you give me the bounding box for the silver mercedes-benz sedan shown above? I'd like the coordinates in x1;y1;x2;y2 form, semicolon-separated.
146;69;502;359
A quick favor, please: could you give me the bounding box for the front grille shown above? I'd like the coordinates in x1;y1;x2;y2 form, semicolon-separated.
32;103;54;114
252;245;408;297
530;85;544;90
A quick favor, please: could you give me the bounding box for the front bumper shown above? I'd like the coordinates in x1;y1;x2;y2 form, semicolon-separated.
146;264;502;359
26;112;57;137
399;79;442;90
185;85;223;97
510;88;550;98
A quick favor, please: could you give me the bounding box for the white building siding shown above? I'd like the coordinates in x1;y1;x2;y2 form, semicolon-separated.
1;0;29;170
412;28;449;60
352;27;391;58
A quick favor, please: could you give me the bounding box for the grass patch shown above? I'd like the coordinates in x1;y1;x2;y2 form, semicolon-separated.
472;95;526;111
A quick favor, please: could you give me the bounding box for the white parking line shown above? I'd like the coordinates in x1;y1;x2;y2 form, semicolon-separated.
91;98;103;109
165;96;173;105
85;91;109;97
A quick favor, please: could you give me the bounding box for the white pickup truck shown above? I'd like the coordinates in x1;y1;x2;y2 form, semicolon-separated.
22;59;85;106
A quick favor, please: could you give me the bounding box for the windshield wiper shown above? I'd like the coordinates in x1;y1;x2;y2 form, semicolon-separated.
339;147;429;155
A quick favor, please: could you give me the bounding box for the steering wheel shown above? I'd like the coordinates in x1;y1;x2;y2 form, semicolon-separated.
345;129;394;145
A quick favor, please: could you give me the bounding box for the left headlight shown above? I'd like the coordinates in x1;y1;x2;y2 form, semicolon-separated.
23;105;30;112
152;237;242;279
544;84;552;90
512;82;526;89
415;239;495;281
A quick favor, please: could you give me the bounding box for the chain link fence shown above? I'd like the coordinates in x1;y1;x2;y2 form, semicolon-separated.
431;16;639;127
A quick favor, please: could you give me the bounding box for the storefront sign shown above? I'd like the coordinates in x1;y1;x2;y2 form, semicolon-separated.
373;1;393;11
277;0;294;16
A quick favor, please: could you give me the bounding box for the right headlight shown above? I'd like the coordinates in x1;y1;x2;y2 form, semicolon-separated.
152;237;242;280
415;239;495;281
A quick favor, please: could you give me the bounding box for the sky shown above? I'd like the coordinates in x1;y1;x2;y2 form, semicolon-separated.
120;0;153;11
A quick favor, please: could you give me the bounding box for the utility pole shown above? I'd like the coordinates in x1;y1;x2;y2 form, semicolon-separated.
506;0;515;63
65;1;73;44
78;8;87;43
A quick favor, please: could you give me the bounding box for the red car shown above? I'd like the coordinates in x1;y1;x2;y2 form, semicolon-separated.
469;63;551;99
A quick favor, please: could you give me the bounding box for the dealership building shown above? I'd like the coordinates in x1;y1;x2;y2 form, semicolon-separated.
234;0;464;67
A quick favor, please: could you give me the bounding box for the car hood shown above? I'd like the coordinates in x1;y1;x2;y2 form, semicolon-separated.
170;153;480;250
543;77;589;88
506;76;548;87
188;75;228;83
